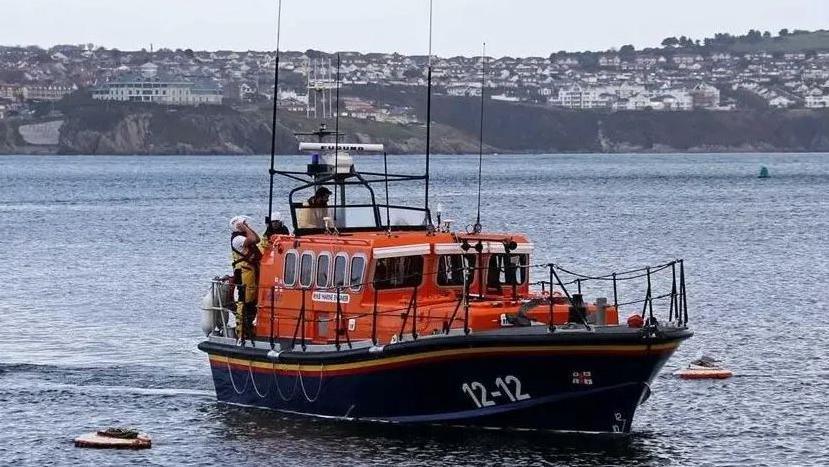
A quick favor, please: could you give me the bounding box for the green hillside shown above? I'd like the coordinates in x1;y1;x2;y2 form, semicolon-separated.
725;30;829;53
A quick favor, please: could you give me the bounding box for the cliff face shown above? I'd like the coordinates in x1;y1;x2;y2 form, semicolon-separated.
57;103;291;155
4;96;829;155
0;118;59;155
599;109;829;152
432;96;829;153
0;119;20;153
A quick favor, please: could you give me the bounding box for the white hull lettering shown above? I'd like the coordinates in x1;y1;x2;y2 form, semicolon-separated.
312;291;351;304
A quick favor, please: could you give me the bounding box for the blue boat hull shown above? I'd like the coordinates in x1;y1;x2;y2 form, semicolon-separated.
200;328;689;433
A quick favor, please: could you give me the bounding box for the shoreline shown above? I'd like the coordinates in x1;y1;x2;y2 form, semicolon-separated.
2;150;828;157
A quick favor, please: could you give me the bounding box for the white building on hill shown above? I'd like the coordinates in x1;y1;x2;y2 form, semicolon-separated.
92;62;222;105
552;84;609;109
21;84;76;101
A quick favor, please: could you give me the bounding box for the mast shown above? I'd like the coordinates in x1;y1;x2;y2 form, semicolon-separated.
424;0;434;225
333;53;342;219
266;0;283;224
474;42;486;234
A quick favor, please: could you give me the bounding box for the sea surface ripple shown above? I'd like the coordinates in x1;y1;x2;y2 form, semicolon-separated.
1;153;828;466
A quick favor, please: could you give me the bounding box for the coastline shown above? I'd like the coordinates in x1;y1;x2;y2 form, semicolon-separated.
3;99;829;156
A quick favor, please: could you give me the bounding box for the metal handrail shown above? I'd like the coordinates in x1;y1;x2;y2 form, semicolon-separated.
205;258;689;348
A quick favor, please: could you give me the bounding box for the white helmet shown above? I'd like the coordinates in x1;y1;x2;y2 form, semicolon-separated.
229;215;251;231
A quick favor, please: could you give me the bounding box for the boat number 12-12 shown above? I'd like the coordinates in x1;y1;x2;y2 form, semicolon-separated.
461;376;531;408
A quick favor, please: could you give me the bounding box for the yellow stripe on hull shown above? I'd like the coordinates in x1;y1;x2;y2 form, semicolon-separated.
208;342;680;375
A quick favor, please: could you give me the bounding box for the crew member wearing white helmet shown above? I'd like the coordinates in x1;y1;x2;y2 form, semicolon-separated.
230;216;261;344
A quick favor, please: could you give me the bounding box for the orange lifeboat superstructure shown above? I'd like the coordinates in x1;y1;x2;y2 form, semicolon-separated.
255;230;620;345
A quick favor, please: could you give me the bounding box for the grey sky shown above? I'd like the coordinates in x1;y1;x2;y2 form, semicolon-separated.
2;0;827;57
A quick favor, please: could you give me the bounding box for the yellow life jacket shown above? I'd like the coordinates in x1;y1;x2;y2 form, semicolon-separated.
231;232;261;304
231;231;262;272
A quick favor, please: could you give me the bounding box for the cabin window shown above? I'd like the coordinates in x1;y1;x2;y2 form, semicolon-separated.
283;251;298;286
316;254;331;288
374;256;424;290
333;254;348;288
487;254;528;288
350;255;366;291
299;252;314;288
437;254;477;286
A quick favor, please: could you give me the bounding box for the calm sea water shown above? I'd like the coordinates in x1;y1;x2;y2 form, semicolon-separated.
1;153;828;466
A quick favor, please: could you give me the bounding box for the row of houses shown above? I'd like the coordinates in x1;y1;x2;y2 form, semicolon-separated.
551;83;722;111
4;43;829;118
0;83;76;101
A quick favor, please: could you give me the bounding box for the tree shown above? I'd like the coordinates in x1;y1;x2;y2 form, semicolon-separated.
779;28;790;37
184;48;194;59
678;36;696;48
763;31;771;38
619;44;635;58
661;37;679;47
305;49;323;60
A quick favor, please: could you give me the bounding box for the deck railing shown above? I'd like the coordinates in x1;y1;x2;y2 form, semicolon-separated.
205;258;688;351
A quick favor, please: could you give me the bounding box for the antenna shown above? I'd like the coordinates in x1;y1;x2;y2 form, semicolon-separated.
266;0;283;224
424;0;434;225
333;53;342;220
383;152;391;233
473;42;486;234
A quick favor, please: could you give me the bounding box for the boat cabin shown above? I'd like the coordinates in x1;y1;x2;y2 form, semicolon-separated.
247;134;618;346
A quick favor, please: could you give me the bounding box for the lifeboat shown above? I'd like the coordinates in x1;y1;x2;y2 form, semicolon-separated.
197;126;693;434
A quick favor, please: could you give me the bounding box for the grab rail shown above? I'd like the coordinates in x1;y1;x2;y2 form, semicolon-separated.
204;258;689;350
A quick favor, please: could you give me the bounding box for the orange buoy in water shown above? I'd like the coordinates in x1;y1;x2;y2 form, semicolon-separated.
674;356;733;380
74;428;151;450
675;366;733;379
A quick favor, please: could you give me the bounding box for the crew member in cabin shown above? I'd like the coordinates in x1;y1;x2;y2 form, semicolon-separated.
297;186;332;229
230;216;261;342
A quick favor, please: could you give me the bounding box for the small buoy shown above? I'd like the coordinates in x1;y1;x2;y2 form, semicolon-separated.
675;367;733;379
674;356;733;380
74;428;151;450
758;166;770;178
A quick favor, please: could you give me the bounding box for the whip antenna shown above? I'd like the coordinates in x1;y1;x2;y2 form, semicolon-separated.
473;42;486;234
383;152;391;232
424;0;434;225
266;0;283;224
333;53;341;221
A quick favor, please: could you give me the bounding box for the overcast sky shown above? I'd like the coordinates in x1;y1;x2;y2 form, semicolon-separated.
1;0;827;57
